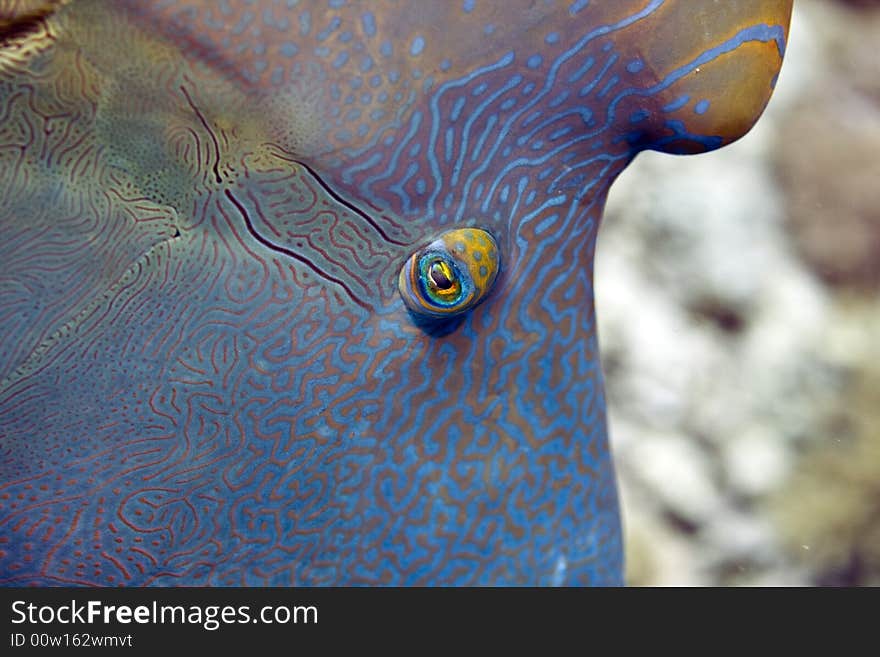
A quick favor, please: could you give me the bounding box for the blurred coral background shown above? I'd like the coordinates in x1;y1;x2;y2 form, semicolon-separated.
598;0;880;585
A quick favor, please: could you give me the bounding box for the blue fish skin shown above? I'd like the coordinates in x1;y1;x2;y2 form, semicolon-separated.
0;0;791;585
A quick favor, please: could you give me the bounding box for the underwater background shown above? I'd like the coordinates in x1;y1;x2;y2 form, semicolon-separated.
599;0;880;585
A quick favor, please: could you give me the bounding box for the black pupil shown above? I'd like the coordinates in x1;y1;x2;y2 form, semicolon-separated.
430;262;454;289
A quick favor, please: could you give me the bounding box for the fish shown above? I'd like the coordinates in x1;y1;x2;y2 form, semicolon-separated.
0;0;792;585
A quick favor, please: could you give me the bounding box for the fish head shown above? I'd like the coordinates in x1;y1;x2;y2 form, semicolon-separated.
0;0;790;585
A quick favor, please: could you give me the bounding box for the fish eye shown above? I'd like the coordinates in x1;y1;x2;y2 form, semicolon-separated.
398;228;500;323
428;259;455;292
421;255;463;304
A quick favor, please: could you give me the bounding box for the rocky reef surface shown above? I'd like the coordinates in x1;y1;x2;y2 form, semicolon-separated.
598;0;880;585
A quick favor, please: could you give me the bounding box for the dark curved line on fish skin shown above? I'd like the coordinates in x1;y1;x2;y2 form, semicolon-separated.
268;149;412;248
0;1;62;45
180;85;223;185
223;188;371;311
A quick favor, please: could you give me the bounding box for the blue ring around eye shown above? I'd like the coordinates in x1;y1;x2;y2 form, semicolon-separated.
398;228;500;327
416;252;471;308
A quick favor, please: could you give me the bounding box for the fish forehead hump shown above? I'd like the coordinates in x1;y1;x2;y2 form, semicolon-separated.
0;0;790;585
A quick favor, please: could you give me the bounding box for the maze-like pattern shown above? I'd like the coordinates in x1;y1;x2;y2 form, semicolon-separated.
0;1;789;585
